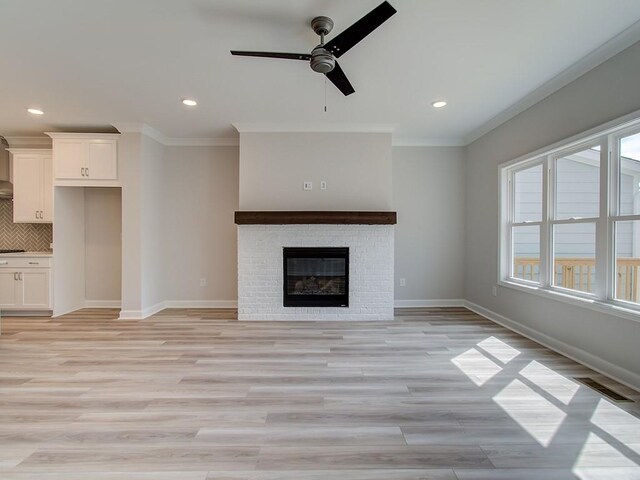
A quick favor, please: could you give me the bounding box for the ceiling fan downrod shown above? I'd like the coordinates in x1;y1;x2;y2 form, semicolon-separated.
310;16;335;74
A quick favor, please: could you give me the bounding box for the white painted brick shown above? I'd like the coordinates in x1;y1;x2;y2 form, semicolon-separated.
237;224;394;321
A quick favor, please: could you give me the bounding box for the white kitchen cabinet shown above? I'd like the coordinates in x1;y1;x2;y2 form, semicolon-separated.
0;270;20;308
0;257;52;311
46;133;119;186
8;149;53;223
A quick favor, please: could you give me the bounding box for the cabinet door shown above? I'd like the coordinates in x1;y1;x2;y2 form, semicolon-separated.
0;271;20;308
54;140;85;180
20;270;51;309
12;154;42;223
41;154;54;222
87;141;117;180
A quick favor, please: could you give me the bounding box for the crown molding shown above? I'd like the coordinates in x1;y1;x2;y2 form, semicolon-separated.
112;123;239;147
233;123;396;134
463;19;640;146
3;136;52;147
111;122;164;143
45;132;120;140
392;137;466;147
163;137;239;147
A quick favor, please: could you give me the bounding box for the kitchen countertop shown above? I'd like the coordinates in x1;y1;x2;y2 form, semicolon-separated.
0;252;53;257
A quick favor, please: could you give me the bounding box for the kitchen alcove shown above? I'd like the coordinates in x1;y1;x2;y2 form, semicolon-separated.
53;186;122;316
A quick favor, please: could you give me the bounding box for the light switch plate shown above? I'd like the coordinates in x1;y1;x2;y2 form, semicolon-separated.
303;181;313;190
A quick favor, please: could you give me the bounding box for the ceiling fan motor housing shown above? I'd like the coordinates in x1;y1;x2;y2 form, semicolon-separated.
310;46;335;73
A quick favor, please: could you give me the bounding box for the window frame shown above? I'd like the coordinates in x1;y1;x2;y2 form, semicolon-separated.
498;110;640;321
507;159;545;287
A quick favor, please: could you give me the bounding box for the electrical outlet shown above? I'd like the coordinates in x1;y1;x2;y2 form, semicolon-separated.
399;278;406;287
303;181;313;190
200;278;207;287
320;181;327;190
492;285;498;296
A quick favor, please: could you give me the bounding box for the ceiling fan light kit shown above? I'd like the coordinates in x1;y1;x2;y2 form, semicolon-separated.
230;1;397;96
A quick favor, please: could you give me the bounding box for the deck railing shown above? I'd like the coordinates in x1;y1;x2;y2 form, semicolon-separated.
513;257;640;302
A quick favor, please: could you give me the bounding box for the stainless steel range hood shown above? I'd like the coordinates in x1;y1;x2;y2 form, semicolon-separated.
0;180;12;199
0;136;12;199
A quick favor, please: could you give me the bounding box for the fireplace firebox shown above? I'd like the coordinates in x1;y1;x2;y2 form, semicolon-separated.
283;247;349;307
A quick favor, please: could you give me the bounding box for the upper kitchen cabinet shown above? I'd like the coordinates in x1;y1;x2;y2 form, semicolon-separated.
46;133;119;187
8;149;53;223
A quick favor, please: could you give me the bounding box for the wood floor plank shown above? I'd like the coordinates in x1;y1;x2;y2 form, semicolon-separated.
0;307;638;477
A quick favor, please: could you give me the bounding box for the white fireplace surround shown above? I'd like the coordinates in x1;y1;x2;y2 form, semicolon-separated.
237;224;394;321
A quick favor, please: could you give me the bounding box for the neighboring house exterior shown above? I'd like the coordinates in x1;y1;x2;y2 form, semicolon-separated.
513;147;640;298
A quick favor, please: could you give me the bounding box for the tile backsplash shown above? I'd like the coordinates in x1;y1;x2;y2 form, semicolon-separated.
0;199;52;251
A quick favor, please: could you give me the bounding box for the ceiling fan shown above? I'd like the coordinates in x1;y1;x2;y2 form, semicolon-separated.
230;1;397;96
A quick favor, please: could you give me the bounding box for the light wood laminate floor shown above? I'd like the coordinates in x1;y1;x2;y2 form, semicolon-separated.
0;307;639;479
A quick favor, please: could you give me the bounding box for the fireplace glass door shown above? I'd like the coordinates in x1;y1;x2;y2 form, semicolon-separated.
283;247;349;307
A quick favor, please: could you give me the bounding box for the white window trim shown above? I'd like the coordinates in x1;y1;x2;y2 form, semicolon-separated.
498;108;640;324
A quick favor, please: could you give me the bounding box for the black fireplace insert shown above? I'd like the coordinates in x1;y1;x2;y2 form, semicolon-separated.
283;247;349;307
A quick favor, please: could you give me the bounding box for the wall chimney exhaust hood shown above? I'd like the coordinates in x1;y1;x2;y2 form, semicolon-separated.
0;136;12;199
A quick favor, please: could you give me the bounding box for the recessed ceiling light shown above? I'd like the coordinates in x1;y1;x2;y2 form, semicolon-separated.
182;99;197;107
432;101;447;108
27;108;44;115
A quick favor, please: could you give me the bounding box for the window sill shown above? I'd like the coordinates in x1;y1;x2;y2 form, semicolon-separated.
497;279;640;325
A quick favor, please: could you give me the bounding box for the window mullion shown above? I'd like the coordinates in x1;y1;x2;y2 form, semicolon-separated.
596;136;610;300
540;157;551;287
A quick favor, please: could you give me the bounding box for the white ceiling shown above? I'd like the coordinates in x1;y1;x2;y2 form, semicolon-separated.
2;0;640;145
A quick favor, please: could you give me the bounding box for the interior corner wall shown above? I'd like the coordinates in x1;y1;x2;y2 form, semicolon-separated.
119;133;143;316
52;186;86;317
239;132;392;211
163;146;239;304
393;146;466;304
465;41;640;388
140;134;166;312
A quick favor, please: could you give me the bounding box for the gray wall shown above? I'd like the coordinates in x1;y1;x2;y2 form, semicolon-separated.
465;41;640;388
239;132;392;211
140;134;166;310
163;146;239;303
84;187;122;302
393;147;466;302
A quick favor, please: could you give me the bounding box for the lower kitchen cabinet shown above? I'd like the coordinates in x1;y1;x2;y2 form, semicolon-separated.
0;257;52;311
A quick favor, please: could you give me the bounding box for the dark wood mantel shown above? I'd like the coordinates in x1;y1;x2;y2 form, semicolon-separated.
234;211;397;225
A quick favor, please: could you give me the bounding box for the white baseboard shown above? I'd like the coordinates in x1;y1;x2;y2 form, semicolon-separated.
118;300;238;319
463;300;640;393
1;310;52;317
119;301;165;320
395;299;466;308
164;300;238;309
84;300;121;308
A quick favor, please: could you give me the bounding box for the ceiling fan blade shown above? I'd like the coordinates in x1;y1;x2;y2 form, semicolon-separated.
326;61;355;96
324;1;396;58
230;50;311;61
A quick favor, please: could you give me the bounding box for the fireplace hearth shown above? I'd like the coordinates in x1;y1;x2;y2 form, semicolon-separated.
283;247;349;307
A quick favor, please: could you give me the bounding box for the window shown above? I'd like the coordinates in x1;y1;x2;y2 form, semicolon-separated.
500;113;640;314
613;129;640;305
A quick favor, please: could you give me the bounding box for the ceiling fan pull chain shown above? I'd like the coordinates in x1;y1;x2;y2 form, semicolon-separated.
324;75;328;112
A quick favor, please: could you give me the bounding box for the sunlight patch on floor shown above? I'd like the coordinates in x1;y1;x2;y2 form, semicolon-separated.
477;336;521;363
451;347;502;386
591;398;640;447
573;432;639;468
493;379;566;446
519;360;580;405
